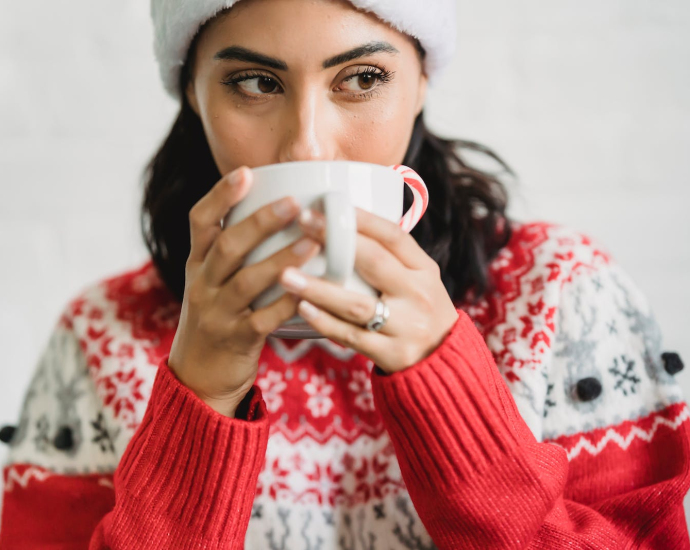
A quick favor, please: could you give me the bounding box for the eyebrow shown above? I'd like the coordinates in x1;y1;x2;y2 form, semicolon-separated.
213;41;400;70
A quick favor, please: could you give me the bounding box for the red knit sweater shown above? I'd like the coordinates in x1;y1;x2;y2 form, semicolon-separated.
1;220;689;549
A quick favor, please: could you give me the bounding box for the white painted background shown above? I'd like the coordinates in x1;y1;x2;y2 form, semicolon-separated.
1;0;689;531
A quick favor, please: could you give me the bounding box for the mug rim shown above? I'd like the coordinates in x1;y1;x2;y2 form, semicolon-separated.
250;159;396;174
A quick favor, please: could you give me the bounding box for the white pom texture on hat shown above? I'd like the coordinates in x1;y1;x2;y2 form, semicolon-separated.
151;0;457;100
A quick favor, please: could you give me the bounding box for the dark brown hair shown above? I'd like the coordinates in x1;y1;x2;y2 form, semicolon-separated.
140;19;516;307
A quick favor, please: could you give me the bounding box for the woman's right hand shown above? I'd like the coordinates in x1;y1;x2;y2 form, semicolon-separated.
167;166;322;418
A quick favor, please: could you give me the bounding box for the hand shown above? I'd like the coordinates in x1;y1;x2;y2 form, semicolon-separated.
278;207;459;374
168;166;322;417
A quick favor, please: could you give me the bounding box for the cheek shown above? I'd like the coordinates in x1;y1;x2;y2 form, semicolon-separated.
339;99;415;163
202;104;275;174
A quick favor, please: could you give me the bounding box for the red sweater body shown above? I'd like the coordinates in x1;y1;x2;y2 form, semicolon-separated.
1;221;689;549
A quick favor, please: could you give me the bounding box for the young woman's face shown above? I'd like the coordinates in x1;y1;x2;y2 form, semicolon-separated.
186;0;428;175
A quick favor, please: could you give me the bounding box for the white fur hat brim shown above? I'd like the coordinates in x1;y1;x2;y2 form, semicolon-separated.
151;0;457;100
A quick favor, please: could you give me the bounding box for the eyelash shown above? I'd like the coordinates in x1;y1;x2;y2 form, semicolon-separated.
220;66;395;102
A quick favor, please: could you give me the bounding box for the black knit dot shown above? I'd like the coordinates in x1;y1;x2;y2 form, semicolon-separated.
662;352;684;375
53;426;74;451
575;377;602;402
0;425;16;444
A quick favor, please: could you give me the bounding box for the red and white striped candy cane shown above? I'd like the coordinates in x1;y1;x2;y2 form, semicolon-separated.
389;165;429;233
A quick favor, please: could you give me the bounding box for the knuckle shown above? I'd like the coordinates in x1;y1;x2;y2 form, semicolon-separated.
216;231;237;257
254;207;275;233
230;270;254;298
347;298;374;320
381;226;405;248
186;281;206;309
427;258;441;278
410;285;434;310
197;311;219;336
247;314;269;337
420;291;435;311
188;206;204;230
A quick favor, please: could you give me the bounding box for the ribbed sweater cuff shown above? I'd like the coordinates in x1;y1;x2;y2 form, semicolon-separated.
370;309;536;491
108;356;269;549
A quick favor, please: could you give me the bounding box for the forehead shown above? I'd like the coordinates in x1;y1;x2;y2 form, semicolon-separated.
196;0;415;65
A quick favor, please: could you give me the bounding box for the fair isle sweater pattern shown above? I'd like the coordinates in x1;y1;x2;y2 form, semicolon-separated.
1;220;687;549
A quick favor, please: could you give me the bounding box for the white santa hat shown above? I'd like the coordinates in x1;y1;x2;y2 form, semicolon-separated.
150;0;457;100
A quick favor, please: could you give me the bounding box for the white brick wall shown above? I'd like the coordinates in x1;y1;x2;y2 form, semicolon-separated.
1;0;689;534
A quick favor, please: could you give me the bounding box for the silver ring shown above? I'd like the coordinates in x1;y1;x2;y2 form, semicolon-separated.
365;299;390;332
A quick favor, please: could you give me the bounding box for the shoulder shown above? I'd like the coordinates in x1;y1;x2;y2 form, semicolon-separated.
5;259;180;474
494;219;613;289
465;220;683;442
60;257;181;425
60;259;179;344
465;219;614;353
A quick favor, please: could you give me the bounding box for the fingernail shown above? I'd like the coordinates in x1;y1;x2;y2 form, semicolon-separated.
299;300;319;320
229;168;244;185
273;197;298;220
292;238;317;256
281;267;308;291
299;209;325;231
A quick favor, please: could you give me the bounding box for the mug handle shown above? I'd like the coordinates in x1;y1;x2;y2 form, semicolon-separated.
389;165;429;233
320;165;428;285
322;190;356;285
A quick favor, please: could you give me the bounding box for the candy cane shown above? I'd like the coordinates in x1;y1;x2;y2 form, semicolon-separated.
389;164;429;233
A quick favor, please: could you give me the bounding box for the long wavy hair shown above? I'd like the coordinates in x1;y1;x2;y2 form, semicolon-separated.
141;18;517;308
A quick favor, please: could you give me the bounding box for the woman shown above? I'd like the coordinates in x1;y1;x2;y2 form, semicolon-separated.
1;0;689;548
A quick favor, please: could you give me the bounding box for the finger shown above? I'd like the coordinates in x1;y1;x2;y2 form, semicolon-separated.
298;207;431;271
354;207;432;270
282;227;409;295
237;292;302;340
352;233;411;295
203;195;302;288
188;166;252;263
298;210;410;295
279;265;396;333
296;299;387;354
215;236;321;311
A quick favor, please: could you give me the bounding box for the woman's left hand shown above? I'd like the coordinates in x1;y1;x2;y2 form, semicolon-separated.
278;207;459;374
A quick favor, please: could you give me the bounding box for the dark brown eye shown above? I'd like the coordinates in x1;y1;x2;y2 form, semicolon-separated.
256;76;278;94
340;68;393;96
358;74;376;90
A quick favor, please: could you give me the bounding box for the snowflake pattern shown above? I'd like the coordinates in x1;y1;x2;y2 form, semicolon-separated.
95;370;145;428
7;221;689;550
608;354;641;396
304;375;335;418
348;371;375;412
257;371;288;413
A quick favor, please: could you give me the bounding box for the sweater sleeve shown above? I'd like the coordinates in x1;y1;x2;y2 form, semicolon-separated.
370;261;690;548
0;309;270;549
87;357;269;549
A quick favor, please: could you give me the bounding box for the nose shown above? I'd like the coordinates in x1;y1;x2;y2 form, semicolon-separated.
278;89;335;162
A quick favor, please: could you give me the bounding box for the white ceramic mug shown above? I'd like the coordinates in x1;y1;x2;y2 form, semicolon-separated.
222;160;428;339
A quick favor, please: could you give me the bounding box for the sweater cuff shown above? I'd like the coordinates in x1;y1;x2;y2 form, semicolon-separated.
370;309;532;490
109;356;269;548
